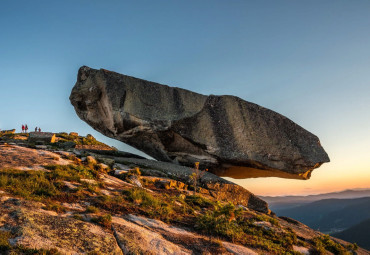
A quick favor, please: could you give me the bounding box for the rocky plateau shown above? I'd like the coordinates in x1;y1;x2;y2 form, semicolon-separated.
0;132;366;254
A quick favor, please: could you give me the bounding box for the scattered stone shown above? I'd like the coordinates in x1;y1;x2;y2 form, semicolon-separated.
86;156;97;165
61;203;85;211
98;163;109;170
293;246;310;255
69;132;79;137
61;141;76;149
54;151;74;157
237;205;249;211
114;169;128;176
95;156;115;166
63;181;79;191
72;149;82;156
127;175;142;188
80;179;97;185
153;178;187;190
35;145;48;150
113;163;130;170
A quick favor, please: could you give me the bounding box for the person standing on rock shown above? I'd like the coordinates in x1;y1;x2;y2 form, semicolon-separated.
21;125;25;133
25;124;28;133
35;127;38;132
38;127;41;132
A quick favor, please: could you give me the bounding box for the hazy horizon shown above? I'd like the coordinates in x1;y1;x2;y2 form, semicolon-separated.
1;1;369;196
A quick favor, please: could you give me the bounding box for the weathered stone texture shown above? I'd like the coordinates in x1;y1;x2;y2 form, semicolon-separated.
70;66;329;179
28;132;56;144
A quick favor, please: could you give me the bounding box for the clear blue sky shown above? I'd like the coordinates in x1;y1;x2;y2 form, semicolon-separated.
1;0;369;195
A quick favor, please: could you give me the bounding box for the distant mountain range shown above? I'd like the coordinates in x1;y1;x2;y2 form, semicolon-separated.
261;189;370;250
333;218;370;250
271;197;370;233
261;189;370;211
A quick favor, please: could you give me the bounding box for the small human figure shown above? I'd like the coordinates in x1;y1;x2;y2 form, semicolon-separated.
25;124;28;133
22;125;25;133
38;127;41;132
35;127;38;132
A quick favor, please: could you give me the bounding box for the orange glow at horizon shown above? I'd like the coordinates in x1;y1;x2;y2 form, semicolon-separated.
228;163;370;196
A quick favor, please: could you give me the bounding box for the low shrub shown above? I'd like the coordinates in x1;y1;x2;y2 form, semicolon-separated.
196;203;244;242
86;206;100;213
91;214;112;228
43;201;67;213
123;188;174;220
185;195;214;208
312;235;351;255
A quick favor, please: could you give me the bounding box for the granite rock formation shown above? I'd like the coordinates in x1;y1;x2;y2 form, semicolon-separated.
70;66;330;180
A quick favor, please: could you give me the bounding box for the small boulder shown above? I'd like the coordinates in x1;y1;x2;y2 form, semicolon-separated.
127;175;142;188
86;156;97;165
28;132;56;144
61;141;77;149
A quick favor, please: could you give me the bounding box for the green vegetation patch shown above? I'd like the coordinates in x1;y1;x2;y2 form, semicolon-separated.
0;164;104;202
195;202;305;254
55;133;107;146
91;214;112;228
123;188;174;220
312;234;355;255
184;195;214;208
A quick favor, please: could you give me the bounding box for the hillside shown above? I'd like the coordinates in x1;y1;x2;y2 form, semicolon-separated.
0;132;367;254
333;218;370;250
272;197;370;233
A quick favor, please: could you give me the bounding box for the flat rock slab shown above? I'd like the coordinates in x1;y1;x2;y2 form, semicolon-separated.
0;145;70;170
123;214;258;255
0;197;123;254
70;66;329;180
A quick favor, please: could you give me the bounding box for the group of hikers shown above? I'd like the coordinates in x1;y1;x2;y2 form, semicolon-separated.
21;124;28;133
21;125;41;133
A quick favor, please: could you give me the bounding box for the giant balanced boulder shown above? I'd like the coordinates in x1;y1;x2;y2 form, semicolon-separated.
70;66;330;180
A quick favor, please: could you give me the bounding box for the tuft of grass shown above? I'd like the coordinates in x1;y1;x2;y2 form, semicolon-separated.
185;195;214;208
85;206;100;213
43;201;67;213
94;195;127;213
123;188;174;220
196;203;244;242
254;214;280;226
91;214;112;228
45;164;101;181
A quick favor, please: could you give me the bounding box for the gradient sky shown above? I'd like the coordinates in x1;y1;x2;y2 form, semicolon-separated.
1;0;369;196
